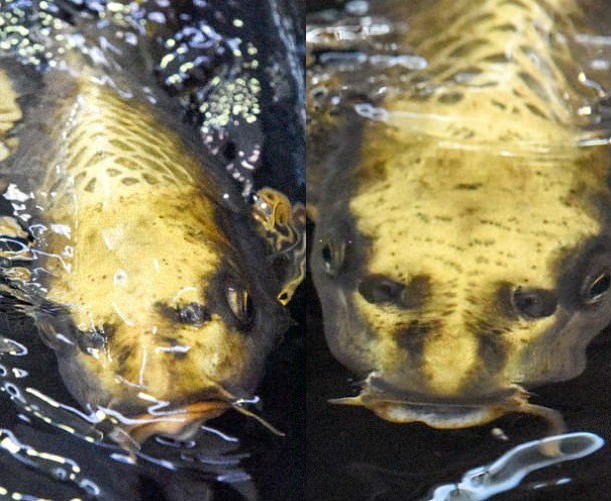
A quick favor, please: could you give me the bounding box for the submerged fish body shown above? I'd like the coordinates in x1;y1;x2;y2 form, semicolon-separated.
32;76;283;410
0;1;304;443
309;0;611;429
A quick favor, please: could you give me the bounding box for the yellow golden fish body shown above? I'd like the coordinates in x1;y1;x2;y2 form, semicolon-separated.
0;38;303;442
309;0;611;430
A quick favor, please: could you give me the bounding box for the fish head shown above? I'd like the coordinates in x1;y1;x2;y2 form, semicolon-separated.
37;191;295;429
312;141;611;428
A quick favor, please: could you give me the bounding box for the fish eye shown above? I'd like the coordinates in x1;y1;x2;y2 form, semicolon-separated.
226;286;254;326
320;235;345;277
581;269;611;305
177;302;211;326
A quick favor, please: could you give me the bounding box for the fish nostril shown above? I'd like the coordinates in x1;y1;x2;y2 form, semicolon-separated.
178;302;211;325
156;302;211;326
512;287;557;319
358;275;405;305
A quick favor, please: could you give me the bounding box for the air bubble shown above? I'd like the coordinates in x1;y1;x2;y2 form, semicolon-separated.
52;467;67;481
369;54;428;70
11;368;27;379
0;337;28;356
4;383;22;401
217;471;252;483
155;436;196;449
318;51;367;66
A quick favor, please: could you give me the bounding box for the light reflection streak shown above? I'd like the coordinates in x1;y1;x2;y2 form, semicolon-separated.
425;432;604;501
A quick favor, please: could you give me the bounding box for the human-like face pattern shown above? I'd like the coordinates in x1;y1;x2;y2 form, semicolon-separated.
312;121;611;426
308;0;611;429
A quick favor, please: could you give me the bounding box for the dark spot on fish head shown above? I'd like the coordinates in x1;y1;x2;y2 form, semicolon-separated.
358;274;430;309
156;302;212;327
507;282;559;320
358;275;405;305
514;236;611;387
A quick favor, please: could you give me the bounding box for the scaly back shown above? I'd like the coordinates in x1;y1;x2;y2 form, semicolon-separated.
388;0;596;143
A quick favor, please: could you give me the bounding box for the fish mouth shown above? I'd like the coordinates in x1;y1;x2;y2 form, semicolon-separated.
111;392;285;452
363;375;526;408
330;374;566;434
114;400;232;449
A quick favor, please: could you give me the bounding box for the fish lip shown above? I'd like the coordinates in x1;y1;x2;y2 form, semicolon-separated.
331;391;510;429
363;374;527;408
329;374;542;429
113;399;232;450
337;375;566;435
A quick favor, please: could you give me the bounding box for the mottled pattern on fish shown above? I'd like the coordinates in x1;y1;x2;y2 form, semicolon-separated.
392;0;598;137
310;0;611;428
0;0;305;445
0;0;306;200
36;78;249;406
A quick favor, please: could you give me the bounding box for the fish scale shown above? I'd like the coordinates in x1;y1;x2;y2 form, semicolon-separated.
399;0;593;137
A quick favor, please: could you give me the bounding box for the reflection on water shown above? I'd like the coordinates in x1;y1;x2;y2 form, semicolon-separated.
0;321;260;499
426;432;605;501
0;293;305;499
0;429;102;497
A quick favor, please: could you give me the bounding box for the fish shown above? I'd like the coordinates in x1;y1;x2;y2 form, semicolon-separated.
308;0;611;434
0;0;305;447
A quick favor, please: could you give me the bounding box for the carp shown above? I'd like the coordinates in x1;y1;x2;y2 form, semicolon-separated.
308;0;611;433
0;0;305;446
